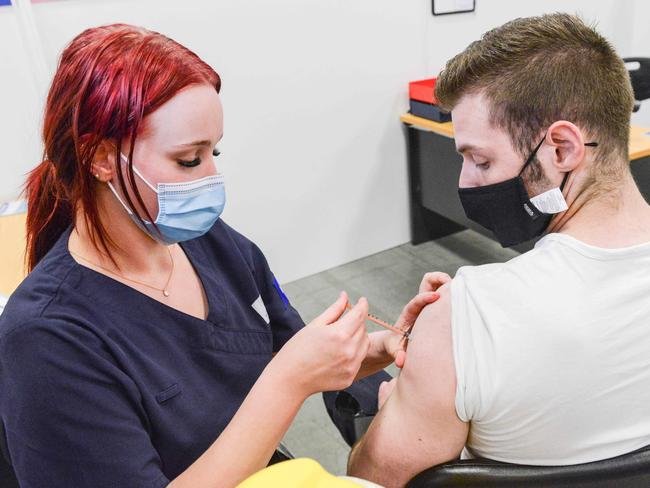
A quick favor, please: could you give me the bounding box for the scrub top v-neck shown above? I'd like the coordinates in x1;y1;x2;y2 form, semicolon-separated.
0;220;304;488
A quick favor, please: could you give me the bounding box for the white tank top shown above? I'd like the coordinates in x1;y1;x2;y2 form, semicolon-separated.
451;232;650;465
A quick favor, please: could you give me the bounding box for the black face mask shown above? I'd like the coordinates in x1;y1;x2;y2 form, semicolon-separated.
458;137;598;248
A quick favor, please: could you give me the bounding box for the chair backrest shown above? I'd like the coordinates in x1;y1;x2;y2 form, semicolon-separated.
624;57;650;104
407;444;650;488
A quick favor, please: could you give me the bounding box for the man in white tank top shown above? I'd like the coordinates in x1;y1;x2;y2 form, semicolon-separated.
348;13;650;487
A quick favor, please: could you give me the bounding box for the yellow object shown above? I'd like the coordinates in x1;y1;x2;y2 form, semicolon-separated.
400;113;650;161
0;212;27;296
237;458;362;488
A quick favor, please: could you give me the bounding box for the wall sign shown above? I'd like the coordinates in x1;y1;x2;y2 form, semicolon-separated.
432;0;475;16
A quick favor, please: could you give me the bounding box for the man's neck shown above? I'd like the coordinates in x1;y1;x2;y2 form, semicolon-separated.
554;172;650;248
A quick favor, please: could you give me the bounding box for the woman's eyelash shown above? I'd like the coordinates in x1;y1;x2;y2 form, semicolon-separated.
178;157;201;167
177;148;219;167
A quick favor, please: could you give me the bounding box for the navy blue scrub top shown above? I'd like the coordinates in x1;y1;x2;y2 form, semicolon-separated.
0;220;305;487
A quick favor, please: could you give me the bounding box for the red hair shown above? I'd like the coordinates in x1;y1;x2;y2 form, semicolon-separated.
25;24;221;271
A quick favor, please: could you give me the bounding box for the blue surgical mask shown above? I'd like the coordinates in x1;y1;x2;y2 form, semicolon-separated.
107;153;226;244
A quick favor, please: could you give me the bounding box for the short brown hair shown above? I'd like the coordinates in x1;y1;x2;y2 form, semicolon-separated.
435;13;634;180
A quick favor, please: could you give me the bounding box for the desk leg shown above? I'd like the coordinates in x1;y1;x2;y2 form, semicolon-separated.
404;124;465;245
631;156;650;203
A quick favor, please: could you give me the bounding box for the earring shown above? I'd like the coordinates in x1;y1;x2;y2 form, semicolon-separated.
94;173;100;180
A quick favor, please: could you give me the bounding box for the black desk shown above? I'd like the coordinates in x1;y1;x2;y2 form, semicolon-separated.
402;114;650;252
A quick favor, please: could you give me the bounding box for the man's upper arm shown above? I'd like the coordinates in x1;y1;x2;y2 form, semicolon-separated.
348;284;469;487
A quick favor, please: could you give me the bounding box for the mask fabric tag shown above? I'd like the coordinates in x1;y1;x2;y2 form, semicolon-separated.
529;187;568;214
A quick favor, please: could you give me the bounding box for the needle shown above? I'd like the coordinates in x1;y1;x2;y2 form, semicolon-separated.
345;303;411;340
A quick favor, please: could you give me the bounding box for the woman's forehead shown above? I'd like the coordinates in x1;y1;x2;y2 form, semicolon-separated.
143;85;223;147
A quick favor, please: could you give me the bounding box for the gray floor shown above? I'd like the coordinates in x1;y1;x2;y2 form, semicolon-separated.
280;229;519;474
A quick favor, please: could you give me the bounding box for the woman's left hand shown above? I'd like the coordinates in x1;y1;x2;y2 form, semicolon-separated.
419;271;451;293
380;291;440;368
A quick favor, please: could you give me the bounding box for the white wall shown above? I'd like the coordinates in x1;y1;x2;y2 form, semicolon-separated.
0;0;647;282
0;5;43;205
624;0;650;127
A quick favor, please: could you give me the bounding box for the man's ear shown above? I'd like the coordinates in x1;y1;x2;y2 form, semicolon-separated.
91;140;117;183
543;121;586;173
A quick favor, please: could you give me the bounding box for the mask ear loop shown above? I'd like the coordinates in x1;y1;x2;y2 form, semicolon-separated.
119;153;159;194
107;181;136;216
519;137;547;177
520;135;599;189
108;153;161;221
559;141;599;192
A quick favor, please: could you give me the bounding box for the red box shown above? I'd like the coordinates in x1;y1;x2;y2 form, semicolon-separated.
409;78;438;104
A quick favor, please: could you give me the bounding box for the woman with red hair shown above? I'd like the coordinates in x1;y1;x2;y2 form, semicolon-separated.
0;25;437;487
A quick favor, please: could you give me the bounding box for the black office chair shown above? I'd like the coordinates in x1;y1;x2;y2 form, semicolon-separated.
624;57;650;112
329;389;650;487
407;444;650;487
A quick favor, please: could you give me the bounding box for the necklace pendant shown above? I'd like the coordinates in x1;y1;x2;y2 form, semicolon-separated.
163;289;170;297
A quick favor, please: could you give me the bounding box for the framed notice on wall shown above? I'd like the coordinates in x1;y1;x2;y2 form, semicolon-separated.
432;0;475;16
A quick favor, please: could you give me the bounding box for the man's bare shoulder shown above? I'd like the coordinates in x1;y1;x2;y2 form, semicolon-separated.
347;282;467;486
399;282;455;408
411;282;451;337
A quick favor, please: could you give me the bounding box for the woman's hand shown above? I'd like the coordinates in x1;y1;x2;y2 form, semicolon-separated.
419;271;451;294
174;292;368;488
381;291;440;368
271;292;370;398
377;271;450;369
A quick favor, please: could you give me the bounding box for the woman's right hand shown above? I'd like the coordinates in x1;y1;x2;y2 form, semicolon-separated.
271;292;370;398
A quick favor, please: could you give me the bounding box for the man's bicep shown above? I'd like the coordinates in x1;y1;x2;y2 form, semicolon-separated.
396;284;469;464
348;285;468;487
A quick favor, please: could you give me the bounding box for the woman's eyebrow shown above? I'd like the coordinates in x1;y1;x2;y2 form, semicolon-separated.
173;140;213;148
172;133;223;149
